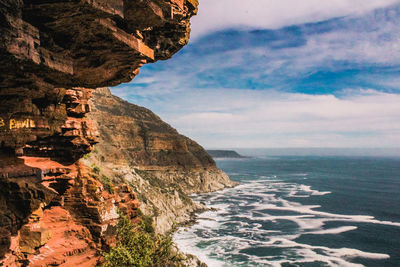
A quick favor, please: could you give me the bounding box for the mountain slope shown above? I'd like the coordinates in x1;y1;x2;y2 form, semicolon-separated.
84;88;236;233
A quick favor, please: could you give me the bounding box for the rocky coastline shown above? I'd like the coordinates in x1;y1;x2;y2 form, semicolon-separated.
0;0;234;265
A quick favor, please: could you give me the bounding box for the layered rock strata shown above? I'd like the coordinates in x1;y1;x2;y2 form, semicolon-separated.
0;156;140;266
0;0;199;265
85;88;236;233
0;0;198;161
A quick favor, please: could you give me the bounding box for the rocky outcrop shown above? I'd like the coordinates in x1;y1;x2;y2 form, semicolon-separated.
0;0;199;265
0;155;140;266
84;88;236;233
0;0;198;161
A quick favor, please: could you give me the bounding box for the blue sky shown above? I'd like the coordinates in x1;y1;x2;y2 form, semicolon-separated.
112;0;400;148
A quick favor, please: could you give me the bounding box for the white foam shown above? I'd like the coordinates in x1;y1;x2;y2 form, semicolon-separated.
298;184;331;196
197;218;220;229
310;226;358;235
173;231;225;267
177;177;399;266
292;173;309;177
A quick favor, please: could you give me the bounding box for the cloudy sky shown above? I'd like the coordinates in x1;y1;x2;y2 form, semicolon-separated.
112;0;400;149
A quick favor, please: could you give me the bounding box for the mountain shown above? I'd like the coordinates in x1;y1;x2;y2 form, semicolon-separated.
85;88;236;233
207;150;247;158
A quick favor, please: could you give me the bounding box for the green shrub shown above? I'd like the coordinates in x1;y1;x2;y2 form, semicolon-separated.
103;214;154;267
89;164;114;194
140;214;154;234
82;152;91;160
101;174;114;194
102;213;183;267
91;164;100;174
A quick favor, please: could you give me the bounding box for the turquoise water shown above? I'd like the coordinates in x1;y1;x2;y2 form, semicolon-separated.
174;156;400;266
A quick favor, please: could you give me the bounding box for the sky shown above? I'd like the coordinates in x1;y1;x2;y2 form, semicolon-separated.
112;0;400;149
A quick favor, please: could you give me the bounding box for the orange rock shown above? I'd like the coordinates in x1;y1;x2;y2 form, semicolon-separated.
24;207;98;267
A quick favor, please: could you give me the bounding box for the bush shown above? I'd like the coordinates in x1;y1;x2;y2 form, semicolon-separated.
101;174;114;194
89;164;115;194
134;169;167;188
103;213;183;267
92;164;100;174
141;214;155;234
82;152;91;160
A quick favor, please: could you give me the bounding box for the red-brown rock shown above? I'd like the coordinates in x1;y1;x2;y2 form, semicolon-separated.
0;157;140;266
0;0;198;161
0;0;199;264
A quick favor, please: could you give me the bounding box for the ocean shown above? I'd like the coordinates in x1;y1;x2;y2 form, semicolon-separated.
174;155;400;266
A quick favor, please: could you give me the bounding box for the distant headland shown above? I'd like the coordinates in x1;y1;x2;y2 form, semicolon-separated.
207;150;247;158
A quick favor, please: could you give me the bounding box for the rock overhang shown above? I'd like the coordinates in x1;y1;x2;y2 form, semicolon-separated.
0;1;203;263
0;0;198;162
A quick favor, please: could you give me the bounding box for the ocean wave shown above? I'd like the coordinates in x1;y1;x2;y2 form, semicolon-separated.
174;177;400;266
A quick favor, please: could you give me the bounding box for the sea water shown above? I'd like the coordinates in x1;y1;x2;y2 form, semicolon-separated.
174;156;400;266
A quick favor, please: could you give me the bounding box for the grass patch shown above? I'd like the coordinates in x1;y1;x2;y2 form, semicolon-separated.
82;152;91;160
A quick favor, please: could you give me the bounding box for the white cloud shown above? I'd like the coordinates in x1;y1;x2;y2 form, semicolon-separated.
112;2;400;149
122;5;400;98
191;0;400;38
217;17;400;79
138;89;400;148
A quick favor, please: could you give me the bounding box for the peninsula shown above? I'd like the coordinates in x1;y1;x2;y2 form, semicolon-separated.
207;150;247;159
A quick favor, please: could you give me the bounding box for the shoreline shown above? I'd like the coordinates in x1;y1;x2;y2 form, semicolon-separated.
173;183;240;267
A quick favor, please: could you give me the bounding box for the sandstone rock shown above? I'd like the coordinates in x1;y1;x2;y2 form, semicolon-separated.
88;88;221;173
0;228;10;258
0;0;198;264
19;224;52;254
0;0;198;161
0;158;140;266
3;206;99;267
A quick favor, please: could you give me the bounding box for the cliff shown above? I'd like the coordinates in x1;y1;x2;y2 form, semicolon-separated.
84;88;236;233
0;0;198;163
0;0;202;265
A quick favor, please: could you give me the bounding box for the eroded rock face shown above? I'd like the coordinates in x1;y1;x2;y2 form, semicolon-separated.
89;88;215;171
0;0;198;264
0;0;198;160
0;156;140;266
